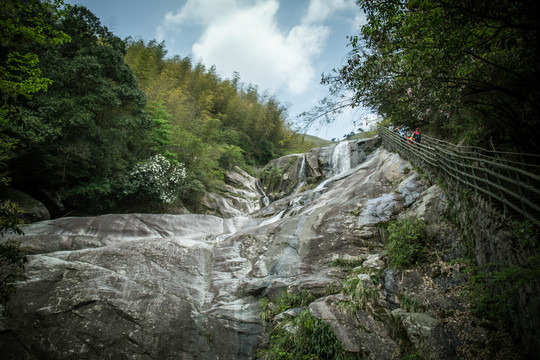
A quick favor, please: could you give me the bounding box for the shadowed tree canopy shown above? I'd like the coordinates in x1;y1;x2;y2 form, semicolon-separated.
3;4;154;212
324;0;540;153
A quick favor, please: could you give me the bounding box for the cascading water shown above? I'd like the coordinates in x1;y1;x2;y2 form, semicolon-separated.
298;154;307;184
331;140;352;175
292;154;307;194
257;180;270;207
262;192;270;207
313;141;354;192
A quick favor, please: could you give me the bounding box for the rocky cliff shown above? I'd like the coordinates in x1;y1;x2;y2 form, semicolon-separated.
0;139;525;359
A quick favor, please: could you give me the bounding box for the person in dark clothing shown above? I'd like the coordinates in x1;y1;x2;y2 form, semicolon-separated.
413;128;421;143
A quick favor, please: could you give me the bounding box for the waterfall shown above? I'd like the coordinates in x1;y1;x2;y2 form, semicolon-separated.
260;210;285;226
332;141;352;175
257;180;270;207
313;141;353;192
292;154;307;194
298;154;307;184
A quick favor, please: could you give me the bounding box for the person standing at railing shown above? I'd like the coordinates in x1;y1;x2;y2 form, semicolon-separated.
389;123;394;131
413;128;421;143
406;128;413;144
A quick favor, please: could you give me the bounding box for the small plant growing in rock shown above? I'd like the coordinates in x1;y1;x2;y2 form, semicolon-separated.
259;289;316;323
349;208;362;216
340;277;379;312
329;258;364;268
398;293;422;313
257;309;361;360
257;289;361;359
513;220;539;248
385;216;428;270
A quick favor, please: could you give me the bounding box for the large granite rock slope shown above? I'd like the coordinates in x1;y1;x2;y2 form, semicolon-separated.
0;140;523;359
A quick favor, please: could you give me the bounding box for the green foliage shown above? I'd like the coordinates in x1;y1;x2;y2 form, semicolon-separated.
0;0;71;184
398;293;422;313
0;3;317;215
326;0;540;152
0;200;25;236
218;144;245;171
339;276;379;315
123;154;186;204
259;289;316;324
2;4;155;213
329;258;364;268
146;101;174;156
463;255;540;320
0;0;70;100
259;166;284;193
288;134;332;154
0;200;27;315
124;38;298;168
513;220;539;247
257;309;361;360
0;239;27;315
385;217;428;270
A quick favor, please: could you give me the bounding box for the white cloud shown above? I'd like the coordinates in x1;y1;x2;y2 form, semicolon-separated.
351;11;368;31
302;0;357;24
156;0;361;100
189;0;331;95
163;0;238;26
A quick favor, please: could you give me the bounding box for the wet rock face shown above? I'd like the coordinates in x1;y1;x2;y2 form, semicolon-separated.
261;137;382;200
0;144;498;359
202;167;266;217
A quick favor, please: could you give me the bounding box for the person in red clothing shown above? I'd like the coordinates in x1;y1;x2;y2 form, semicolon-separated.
413;127;421;143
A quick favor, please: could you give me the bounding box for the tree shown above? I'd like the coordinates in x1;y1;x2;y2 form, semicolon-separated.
6;5;152;212
145;101;174;157
325;0;540;152
0;0;71;184
218;144;245;171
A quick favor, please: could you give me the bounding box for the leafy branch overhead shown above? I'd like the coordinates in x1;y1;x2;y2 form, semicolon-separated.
325;0;540;152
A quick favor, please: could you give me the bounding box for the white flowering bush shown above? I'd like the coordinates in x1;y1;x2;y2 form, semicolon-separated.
128;155;186;204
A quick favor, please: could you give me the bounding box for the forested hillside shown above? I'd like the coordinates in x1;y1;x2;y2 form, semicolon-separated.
123;38;300;194
0;0;319;216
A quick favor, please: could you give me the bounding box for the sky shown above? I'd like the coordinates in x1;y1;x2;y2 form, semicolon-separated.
63;0;379;140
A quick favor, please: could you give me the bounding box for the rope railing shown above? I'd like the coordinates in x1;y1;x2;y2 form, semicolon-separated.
378;125;540;227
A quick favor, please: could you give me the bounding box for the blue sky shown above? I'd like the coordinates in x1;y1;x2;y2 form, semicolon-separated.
64;0;378;140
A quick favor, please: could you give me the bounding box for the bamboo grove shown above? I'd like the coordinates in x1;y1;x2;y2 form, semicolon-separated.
0;0;313;215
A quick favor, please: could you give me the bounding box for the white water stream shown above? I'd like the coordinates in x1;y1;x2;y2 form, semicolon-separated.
213;141;357;243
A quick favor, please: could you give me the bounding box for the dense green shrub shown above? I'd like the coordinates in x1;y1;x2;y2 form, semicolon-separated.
464;254;540;320
257;309;361;360
259;289;315;323
385;217;428;270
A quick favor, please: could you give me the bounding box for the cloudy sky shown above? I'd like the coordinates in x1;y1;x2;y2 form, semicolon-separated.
64;0;376;140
